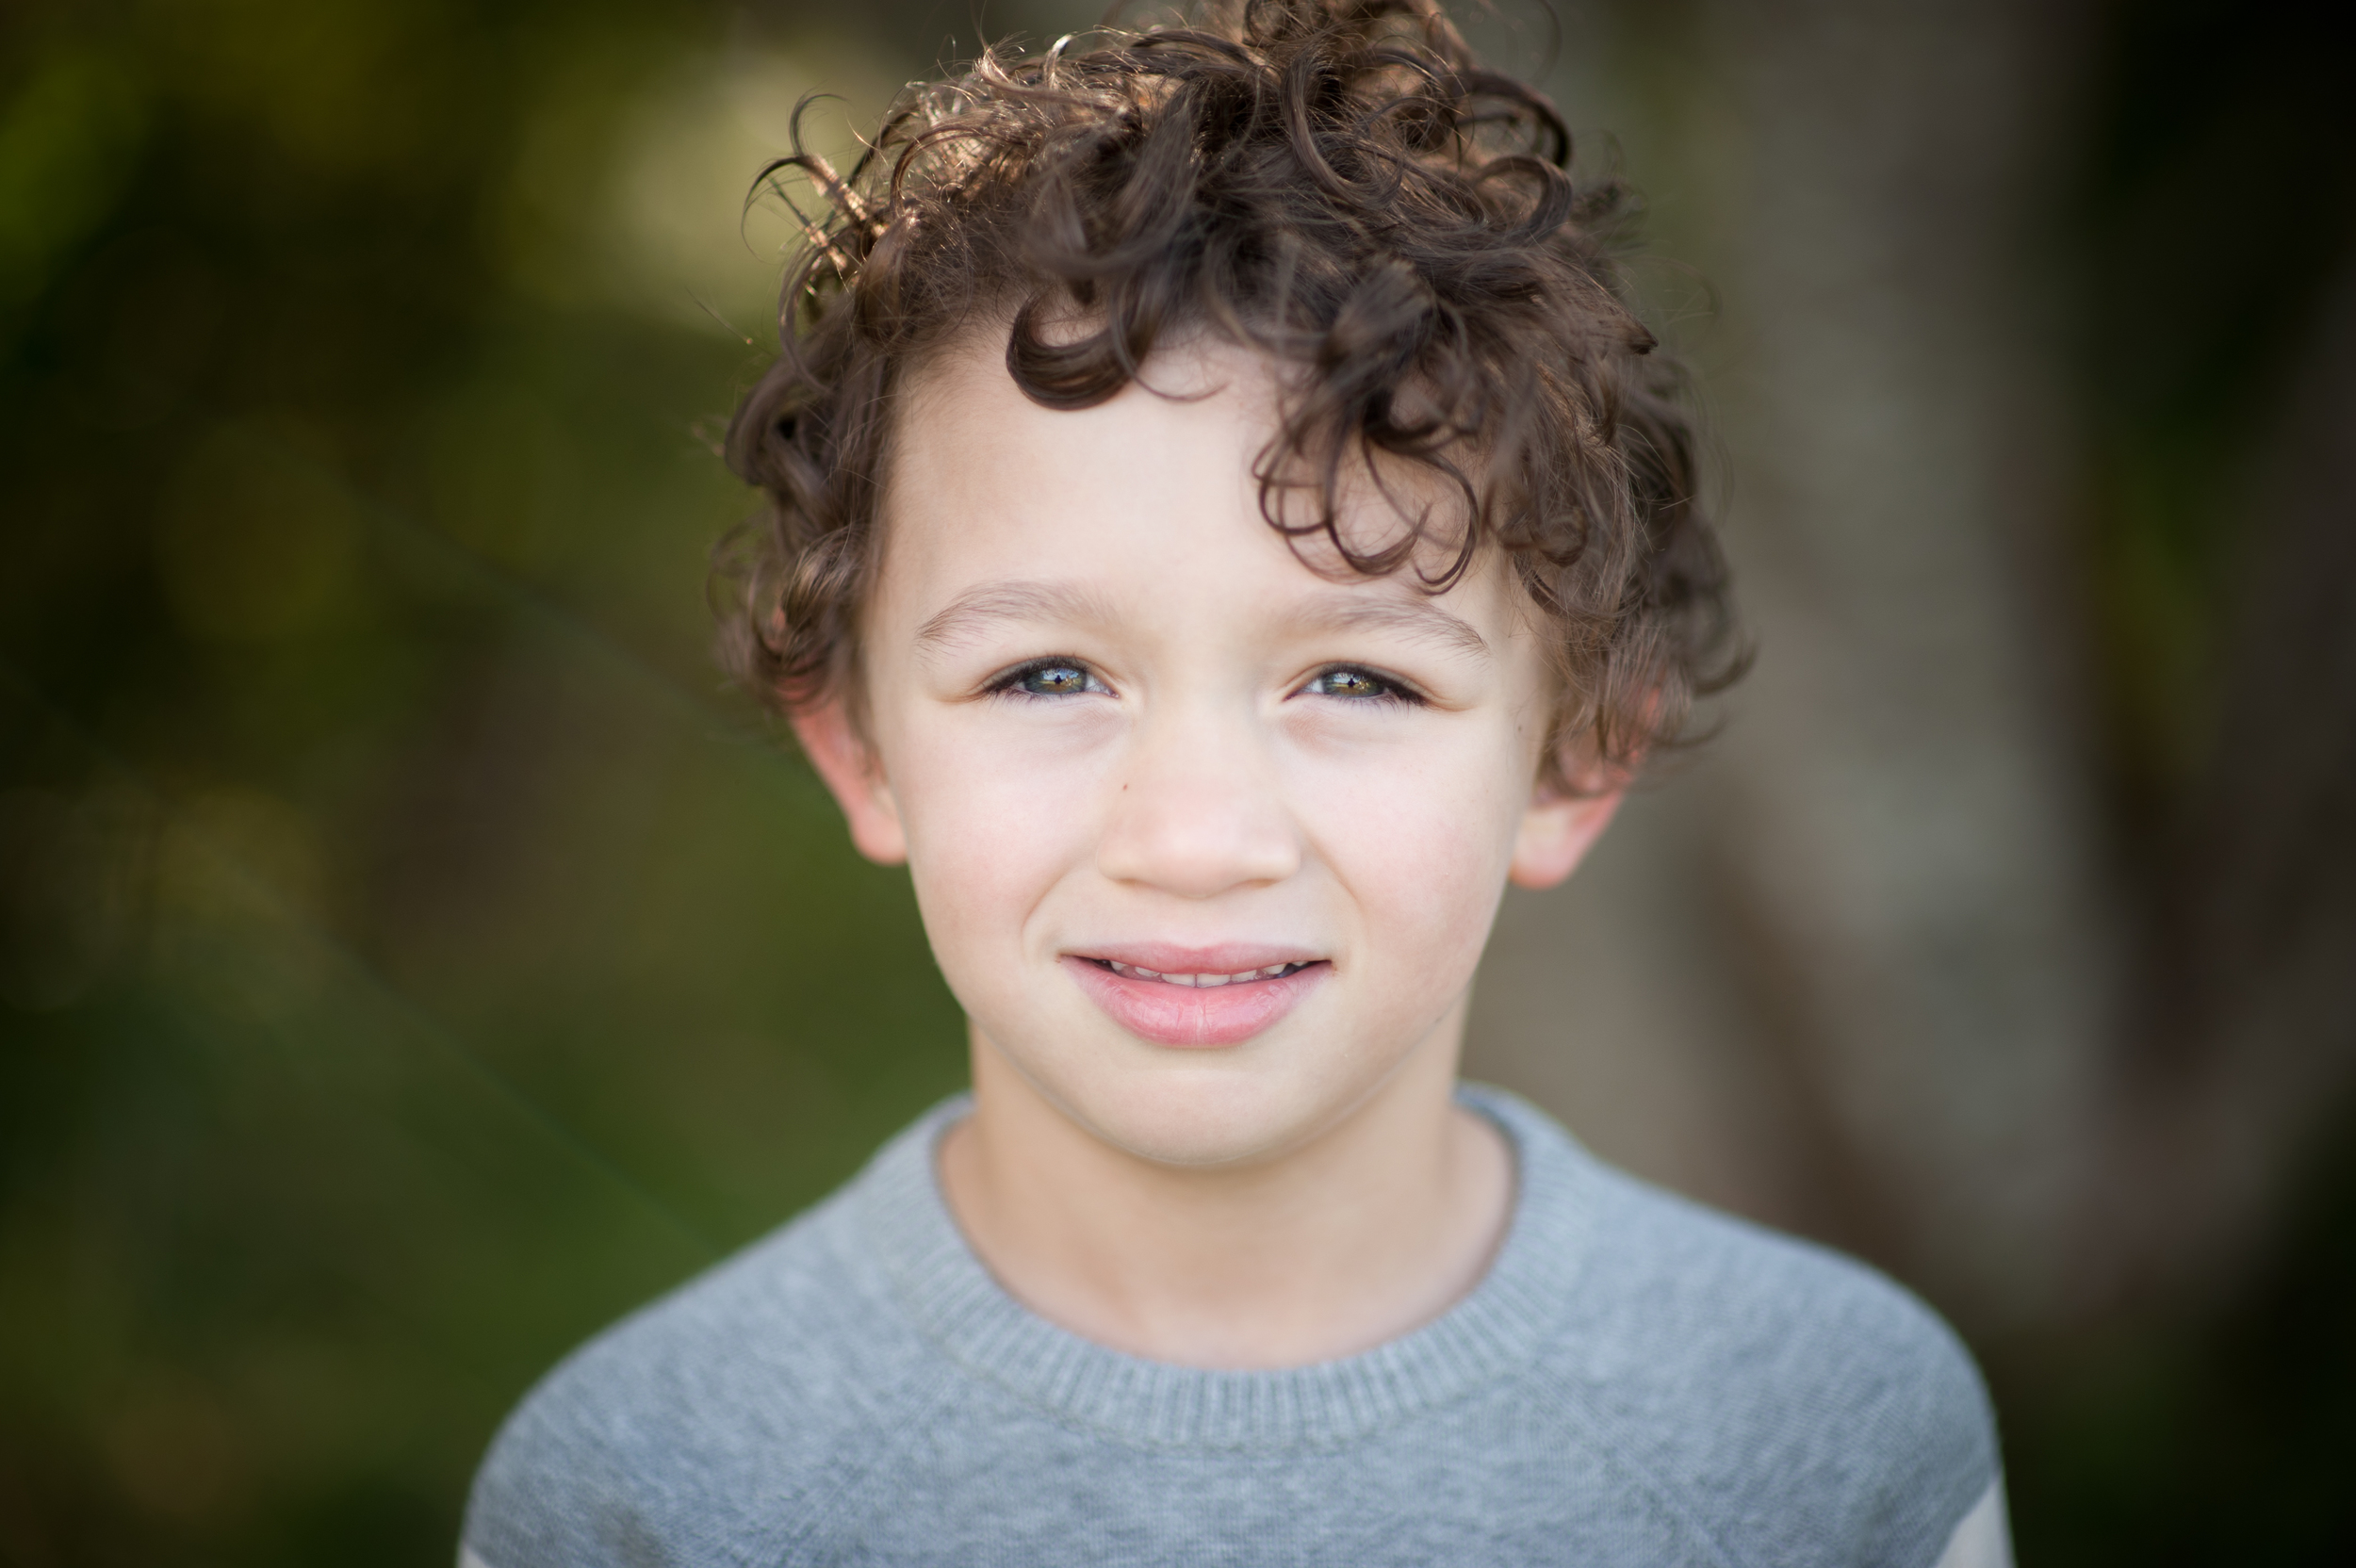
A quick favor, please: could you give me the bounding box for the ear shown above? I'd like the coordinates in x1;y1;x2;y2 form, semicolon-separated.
1508;776;1625;890
790;700;908;865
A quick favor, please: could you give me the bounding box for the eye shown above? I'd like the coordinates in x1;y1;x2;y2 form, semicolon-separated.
991;658;1108;699
1300;664;1422;704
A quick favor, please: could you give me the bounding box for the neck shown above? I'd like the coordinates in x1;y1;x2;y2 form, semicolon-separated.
936;1001;1513;1370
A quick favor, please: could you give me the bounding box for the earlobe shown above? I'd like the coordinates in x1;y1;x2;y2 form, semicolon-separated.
1508;781;1624;890
790;701;908;866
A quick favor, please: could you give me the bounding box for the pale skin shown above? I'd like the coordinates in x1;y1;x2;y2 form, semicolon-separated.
793;333;1624;1370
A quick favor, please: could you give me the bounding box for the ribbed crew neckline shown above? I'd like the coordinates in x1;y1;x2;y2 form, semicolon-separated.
852;1084;1595;1452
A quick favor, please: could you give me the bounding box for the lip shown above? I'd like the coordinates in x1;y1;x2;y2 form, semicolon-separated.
1061;945;1329;1048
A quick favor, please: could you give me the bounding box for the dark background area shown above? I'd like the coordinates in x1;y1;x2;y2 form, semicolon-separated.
2;0;2350;1562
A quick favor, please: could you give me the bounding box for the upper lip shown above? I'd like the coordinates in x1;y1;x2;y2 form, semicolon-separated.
1068;943;1326;976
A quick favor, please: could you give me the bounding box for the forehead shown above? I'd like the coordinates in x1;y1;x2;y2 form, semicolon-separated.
890;328;1273;529
880;332;1516;630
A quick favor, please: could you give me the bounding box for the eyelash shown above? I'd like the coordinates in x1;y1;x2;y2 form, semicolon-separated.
1301;664;1426;706
985;659;1426;706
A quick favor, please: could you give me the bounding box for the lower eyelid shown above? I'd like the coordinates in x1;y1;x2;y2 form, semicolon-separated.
993;683;1091;700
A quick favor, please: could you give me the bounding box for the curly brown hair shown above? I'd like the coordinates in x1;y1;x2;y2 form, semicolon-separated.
719;0;1741;784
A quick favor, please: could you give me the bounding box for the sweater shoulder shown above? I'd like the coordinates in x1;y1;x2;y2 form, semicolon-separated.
1546;1155;1999;1567
462;1177;926;1568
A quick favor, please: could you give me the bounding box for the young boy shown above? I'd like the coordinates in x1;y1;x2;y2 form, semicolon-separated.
463;1;2010;1562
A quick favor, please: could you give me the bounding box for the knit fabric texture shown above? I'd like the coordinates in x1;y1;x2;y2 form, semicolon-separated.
464;1086;1999;1567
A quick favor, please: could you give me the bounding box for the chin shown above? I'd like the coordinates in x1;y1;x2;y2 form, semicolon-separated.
1060;1065;1365;1170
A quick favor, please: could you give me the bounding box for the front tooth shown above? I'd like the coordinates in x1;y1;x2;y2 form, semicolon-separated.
1134;967;1160;980
1199;972;1230;987
1172;973;1202;987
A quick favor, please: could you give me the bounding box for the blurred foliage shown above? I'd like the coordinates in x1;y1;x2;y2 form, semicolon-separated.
0;0;2349;1563
2003;1127;2356;1566
0;0;971;1560
2001;6;2356;1560
2076;0;2356;825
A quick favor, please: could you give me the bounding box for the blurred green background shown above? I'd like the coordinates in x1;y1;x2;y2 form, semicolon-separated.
1;0;2350;1562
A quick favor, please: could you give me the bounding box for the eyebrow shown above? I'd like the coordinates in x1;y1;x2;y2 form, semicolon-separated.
912;580;1123;655
1287;592;1492;662
909;577;1491;662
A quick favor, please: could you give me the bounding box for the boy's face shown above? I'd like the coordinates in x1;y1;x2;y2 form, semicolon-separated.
798;335;1619;1168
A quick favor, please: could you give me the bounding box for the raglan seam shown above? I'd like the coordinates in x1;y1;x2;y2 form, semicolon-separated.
765;1362;977;1567
1523;1376;1748;1568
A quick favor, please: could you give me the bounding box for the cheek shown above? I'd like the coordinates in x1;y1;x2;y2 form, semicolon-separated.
1297;722;1526;974
890;711;1109;961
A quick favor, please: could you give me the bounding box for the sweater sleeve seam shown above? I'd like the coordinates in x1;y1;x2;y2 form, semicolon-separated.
1533;1380;1750;1568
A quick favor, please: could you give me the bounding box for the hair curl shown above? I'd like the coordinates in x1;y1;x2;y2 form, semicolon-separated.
719;0;1742;784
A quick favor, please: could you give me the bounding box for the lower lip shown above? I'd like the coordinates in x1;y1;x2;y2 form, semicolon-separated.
1062;956;1328;1048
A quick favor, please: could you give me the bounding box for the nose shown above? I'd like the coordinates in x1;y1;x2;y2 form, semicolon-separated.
1095;703;1301;898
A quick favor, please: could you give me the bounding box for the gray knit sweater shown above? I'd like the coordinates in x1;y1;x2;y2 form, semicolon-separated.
464;1086;2002;1567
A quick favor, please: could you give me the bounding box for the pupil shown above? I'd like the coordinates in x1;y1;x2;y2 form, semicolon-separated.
1030;665;1083;693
